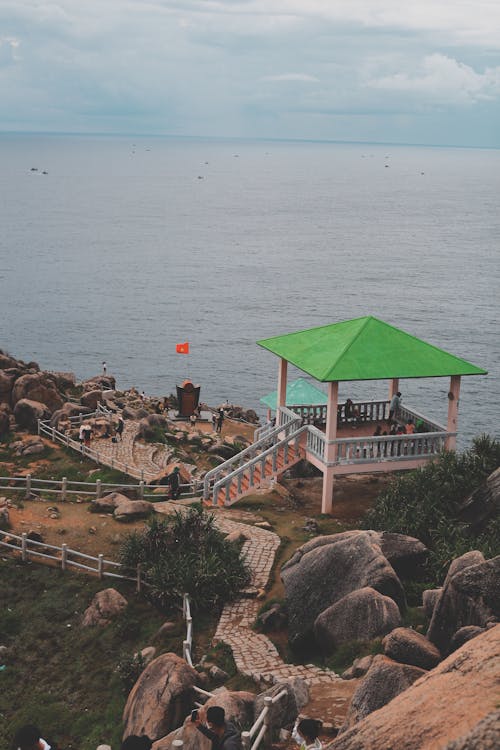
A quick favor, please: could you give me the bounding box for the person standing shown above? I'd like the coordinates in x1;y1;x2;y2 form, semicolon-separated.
102;361;107;375
216;408;225;434
194;706;241;750
292;718;322;750
116;416;125;441
166;466;181;500
388;391;402;423
212;412;217;432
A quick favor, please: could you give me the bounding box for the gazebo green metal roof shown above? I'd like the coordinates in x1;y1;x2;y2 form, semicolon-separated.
260;378;327;410
257;316;487;382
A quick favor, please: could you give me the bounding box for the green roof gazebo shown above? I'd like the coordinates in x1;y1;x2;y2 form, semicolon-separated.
260;377;327;419
258;316;487;514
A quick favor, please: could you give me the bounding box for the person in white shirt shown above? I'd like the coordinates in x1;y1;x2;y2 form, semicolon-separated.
292;718;322;750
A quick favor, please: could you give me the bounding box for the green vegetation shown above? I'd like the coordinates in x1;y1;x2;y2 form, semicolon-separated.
0;559;172;750
120;506;250;611
323;638;384;674
364;435;500;587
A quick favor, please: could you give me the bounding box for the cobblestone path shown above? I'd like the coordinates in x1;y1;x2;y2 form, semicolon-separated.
91;421;172;481
154;503;341;689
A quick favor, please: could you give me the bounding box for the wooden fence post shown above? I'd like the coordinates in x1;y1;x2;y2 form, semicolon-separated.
136;563;142;593
98;554;104;579
96;479;102;499
139;480;144;499
37;419;41;436
61;477;67;502
61;544;68;571
25;474;31;498
21;532;28;562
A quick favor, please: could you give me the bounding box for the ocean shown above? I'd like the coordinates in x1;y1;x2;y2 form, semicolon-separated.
0;133;499;448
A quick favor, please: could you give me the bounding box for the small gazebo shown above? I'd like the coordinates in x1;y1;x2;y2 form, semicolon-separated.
258;316;487;513
260;377;327;422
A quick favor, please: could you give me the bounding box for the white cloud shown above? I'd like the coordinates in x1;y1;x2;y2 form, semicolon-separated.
262;73;319;82
368;54;500;105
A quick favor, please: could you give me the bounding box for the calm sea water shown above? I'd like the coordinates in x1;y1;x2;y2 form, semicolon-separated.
0;134;498;448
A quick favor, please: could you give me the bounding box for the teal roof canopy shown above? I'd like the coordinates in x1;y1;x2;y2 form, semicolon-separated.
257;316;487;382
260;378;327;410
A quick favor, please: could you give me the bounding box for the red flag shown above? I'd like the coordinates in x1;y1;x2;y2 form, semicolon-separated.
176;342;190;354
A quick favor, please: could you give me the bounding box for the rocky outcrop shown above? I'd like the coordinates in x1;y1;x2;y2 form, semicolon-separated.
342;655;374;680
81;374;116;391
0;370;15;404
377;532;428;579
13;399;50;431
449;625;486;652
137;414;167;441
281;531;407;648
113;499;155;521
0;404;10;436
382;628;441;670
442;710;500;750
422;588;442;619
80;389;103;410
50;402;92;428
81;588;128;627
91;491;131;513
340;655;426;732
314;587;401;652
11;372;64;412
331;625;500;750
122;653;200;741
255;677;309;736
427;552;499;654
10;437;46;457
458;467;500;533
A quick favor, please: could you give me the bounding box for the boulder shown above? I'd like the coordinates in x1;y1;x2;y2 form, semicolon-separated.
427;553;499;654
204;689;256;726
123;406;140;420
377;531;428;579
81;374;116;391
122;652;200;741
50;402;92;428
82;588;128;627
450;625;486;653
13;399;50;431
0;370;15;404
331;625;500;750
113;499;155;521
342;655;374;680
0;404;10;436
458;467;500;533
255;677;309;736
11;372;64;411
258;603;288;632
281;531;405;648
382;628;441;670
422;588;442;619
80;389;103;410
340;655;426;733
442;710;500;750
49;371;76;392
91;492;130;513
314;587;401;652
0;351;21;370
137;646;157;667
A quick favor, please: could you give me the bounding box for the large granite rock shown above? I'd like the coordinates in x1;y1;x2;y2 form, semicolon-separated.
0;370;15;404
458;467;500;533
442;710;500;750
377;532;428;579
11;372;64;412
122;653;200;741
340;655;425;733
50;402;92;428
314;587;401;652
91;491;130;513
422;588;442;619
449;625;486;653
113;499;155;521
331;625;500;750
13;398;50;432
81;588;128;626
281;531;406;648
80;389;103;410
427;552;499;654
382;628;441;670
0;404;10;436
255;677;309;737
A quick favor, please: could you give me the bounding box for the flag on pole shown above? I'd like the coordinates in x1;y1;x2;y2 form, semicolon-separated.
176;342;190;354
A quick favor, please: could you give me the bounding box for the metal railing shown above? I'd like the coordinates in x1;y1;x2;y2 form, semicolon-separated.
212;425;306;506
203;407;301;501
241;689;288;750
0;529;144;589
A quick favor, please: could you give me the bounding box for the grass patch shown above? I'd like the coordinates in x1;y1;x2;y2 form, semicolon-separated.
0;558;173;750
322;638;384;675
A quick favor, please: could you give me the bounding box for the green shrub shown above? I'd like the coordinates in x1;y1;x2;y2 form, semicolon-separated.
364;435;500;586
120;507;250;611
115;651;146;693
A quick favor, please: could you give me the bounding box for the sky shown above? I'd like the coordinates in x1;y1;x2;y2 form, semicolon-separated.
1;1;500;147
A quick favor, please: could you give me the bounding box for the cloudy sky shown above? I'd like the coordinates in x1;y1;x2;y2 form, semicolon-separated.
1;1;500;146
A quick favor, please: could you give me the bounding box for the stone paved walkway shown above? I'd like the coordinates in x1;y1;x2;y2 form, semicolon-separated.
155;503;341;689
90;421;173;481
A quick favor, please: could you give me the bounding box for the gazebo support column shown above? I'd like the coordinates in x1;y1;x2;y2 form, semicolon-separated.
276;358;288;426
321;381;339;515
388;378;399;400
446;375;461;451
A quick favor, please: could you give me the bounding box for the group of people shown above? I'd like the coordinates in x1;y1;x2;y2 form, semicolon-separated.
12;707;323;750
211;408;225;434
78;416;124;449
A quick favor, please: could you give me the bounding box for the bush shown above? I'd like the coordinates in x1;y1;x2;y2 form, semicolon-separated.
120;507;250;611
116;651;146;693
364;435;500;585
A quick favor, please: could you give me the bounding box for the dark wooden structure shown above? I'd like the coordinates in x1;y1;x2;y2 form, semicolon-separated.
176;379;201;418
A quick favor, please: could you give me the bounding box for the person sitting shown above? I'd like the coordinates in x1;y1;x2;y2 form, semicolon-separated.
292;717;323;750
373;425;382;436
405;419;415;434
